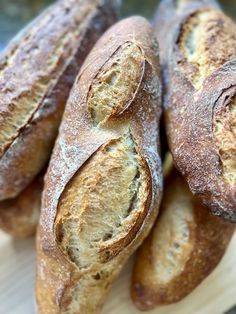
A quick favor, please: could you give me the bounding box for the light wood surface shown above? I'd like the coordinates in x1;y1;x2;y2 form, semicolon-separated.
0;231;235;314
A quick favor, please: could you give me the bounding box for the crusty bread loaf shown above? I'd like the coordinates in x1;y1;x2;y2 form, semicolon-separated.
0;174;43;238
154;0;236;221
131;165;235;311
0;0;119;201
36;16;162;314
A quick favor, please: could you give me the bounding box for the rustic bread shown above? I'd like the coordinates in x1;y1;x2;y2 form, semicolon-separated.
154;0;236;221
131;165;235;310
0;0;119;201
0;174;43;238
36;16;162;314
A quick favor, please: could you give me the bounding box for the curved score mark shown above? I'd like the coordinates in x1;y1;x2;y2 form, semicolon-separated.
177;9;236;90
87;41;144;124
55;131;149;269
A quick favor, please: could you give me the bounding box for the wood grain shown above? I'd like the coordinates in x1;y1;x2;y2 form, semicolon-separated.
0;231;235;314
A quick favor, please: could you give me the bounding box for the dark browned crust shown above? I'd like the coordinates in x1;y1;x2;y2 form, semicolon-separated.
0;0;119;201
131;168;235;310
36;17;162;313
154;0;236;221
0;174;43;238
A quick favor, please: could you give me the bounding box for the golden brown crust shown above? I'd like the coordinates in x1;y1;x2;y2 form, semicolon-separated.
154;0;236;221
36;16;162;314
178;9;236;88
0;174;43;238
131;167;235;310
0;0;119;201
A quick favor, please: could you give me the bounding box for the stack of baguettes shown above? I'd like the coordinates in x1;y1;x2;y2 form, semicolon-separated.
0;0;235;313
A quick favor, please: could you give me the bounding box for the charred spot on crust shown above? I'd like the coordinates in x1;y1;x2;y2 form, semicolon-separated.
88;42;144;124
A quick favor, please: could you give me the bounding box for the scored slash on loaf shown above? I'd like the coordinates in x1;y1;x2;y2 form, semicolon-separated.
0;0;119;237
154;0;236;221
131;163;235;310
0;0;235;313
36;16;163;314
0;0;119;201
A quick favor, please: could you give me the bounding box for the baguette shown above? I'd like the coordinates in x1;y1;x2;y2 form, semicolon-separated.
131;165;235;310
0;174;43;238
36;17;162;314
154;0;236;221
0;0;119;201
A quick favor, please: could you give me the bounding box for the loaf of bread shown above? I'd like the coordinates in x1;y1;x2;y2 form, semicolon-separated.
0;0;119;201
131;164;235;311
154;0;236;221
36;16;162;314
0;174;43;238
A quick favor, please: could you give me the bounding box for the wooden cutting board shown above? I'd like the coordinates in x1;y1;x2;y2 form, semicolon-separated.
0;231;235;314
